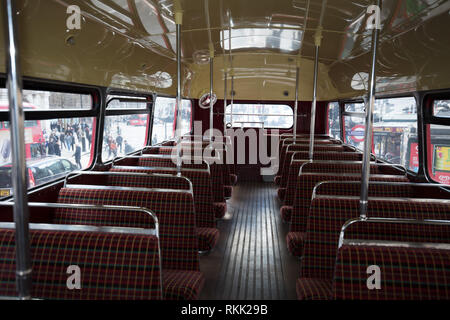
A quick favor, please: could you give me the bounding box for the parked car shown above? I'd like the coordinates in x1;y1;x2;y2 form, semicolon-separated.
0;156;78;197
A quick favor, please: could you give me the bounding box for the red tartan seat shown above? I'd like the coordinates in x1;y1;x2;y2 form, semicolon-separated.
0;226;163;300
213;202;227;219
136;156;227;204
333;245;450;300
196;227;220;252
278;144;350;189
297;197;450;300
55;188;200;271
296;278;332;300
109;168;217;228
287;173;409;256
54;187;204;300
280;152;366;219
163;269;205;300
286;231;306;257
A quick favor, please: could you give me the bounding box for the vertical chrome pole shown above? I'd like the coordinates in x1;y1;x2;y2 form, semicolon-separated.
293;59;300;141
309;33;321;160
230;71;234;126
209;44;214;141
360;1;381;219
175;9;183;172
3;0;32;299
224;61;228;128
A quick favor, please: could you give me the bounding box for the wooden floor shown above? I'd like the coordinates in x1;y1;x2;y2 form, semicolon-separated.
199;181;299;300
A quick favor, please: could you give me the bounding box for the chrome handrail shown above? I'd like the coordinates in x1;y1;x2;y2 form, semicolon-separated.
338;216;450;249
312;181;450;200
295;160;408;176
112;165;210;175
64;170;194;191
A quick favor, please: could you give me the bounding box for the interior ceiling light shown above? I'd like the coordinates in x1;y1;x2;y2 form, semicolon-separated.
220;25;302;52
193;50;211;65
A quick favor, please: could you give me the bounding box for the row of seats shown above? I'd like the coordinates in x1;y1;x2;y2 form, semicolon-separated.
272;134;450;300
0;136;237;300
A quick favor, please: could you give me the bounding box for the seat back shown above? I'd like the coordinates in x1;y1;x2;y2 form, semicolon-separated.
314;181;450;200
283;152;367;205
55;187;199;271
301;197;450;281
110;167;216;228
290;174;409;232
278;145;351;187
333;244;450;300
0;222;162;300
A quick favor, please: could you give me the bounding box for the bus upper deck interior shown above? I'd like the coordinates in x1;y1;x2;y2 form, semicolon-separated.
0;0;449;302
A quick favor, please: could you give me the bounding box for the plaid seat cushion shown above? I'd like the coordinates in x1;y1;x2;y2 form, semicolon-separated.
333;245;450;300
163;269;205;300
280;205;292;222
296;278;332;300
0;228;162;300
286;232;306;257
56;188;199;272
196;227;220;252
213;202;227;219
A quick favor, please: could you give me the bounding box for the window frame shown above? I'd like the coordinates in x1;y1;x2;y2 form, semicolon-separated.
151;94;178;145
175;98;193;137
101;90;153;163
423;92;450;185
0;76;101;194
342;95;420;174
326;101;342;141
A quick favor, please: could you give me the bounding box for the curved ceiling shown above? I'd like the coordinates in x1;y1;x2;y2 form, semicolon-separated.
0;0;449;101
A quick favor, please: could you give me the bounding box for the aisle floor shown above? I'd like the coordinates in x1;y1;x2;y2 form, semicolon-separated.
199;181;299;300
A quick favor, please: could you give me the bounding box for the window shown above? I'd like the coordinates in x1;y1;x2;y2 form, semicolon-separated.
427;99;450;185
225;104;293;129
373;97;417;172
345;102;365;113
433;100;450;118
152;97;176;144
0;88;96;198
177;99;192;136
107;95;148;110
0;117;95;197
344;97;418;172
102;95;150;162
220;27;303;52
102;115;148;161
327;102;341;140
0;88;92;110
